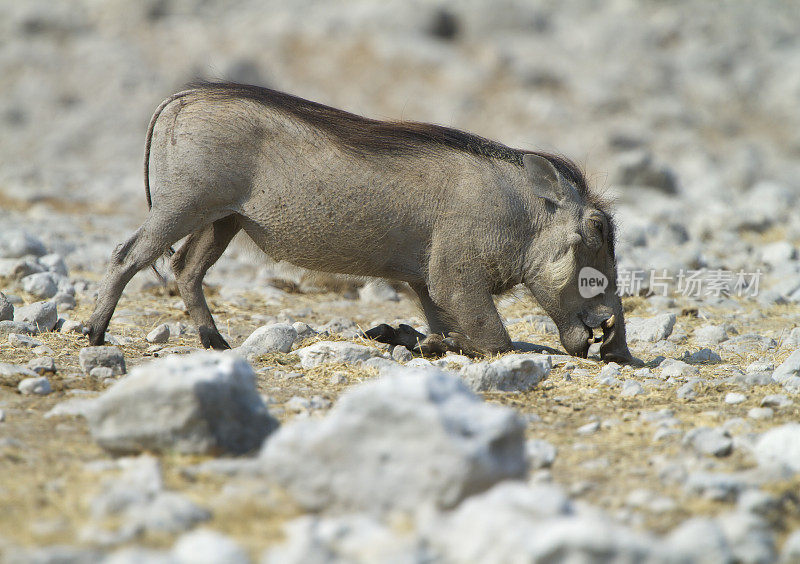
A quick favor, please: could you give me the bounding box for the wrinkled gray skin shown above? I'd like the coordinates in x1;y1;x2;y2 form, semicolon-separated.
86;89;634;364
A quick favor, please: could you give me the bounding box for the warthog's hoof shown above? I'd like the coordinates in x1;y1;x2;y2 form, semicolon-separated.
440;332;482;357
603;351;644;367
83;324;105;346
198;326;231;350
361;324;483;358
363;323;426;351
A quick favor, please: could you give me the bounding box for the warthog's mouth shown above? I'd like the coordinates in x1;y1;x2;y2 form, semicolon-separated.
579;311;615;345
576;309;626;362
598;315;642;365
575;307;640;365
585;324;605;346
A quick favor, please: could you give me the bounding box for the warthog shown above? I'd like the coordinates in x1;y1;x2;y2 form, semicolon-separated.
86;81;635;364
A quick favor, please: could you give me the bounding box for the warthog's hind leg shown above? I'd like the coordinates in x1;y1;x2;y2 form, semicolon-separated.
86;214;194;346
171;215;241;350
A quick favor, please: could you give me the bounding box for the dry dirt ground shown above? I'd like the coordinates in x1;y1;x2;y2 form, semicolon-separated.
1;278;799;558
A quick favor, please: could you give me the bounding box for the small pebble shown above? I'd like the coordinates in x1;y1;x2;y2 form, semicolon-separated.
723;417;751;433
18;377;52;396
577;421;600;435
0;293;13;321
53;293;76;310
600;363;622;379
172;528;249;564
38;253;68;276
60;320;84;334
569;480;595;496
286;396;311;411
725;392;747;405
526;439;557;469
309;395;332;410
682;348;722;363
27;356;56;375
621;380;645;397
676;382;697;400
8;333;43;348
391;345;413;362
526;413;543;424
760;394;791;408
737;489;780;518
146;323;170;344
291;321;316;340
89;366;114;379
105;335;135;346
747;360;773;374
660;359;698;379
640;408;675;423
32;345;55;356
167;321;188;337
328;373;348;385
79;346;126;376
748;407;774;420
683;427;733;457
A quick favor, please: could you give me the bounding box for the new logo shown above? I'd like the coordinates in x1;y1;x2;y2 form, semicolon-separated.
578;267;608;299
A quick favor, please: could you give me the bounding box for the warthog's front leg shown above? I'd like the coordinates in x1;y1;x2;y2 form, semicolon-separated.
362;274;512;358
409;282;453;336
425;262;513;356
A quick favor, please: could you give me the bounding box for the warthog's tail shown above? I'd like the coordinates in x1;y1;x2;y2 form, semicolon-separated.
144;90;195;284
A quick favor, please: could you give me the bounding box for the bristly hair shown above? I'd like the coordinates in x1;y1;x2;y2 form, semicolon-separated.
185;80;593;200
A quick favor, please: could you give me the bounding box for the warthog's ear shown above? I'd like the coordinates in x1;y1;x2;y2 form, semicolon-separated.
523;154;579;206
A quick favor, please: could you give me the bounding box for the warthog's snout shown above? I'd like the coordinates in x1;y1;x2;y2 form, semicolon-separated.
596;303;640;366
599;317;637;365
559;304;638;365
559;320;593;359
558;306;615;359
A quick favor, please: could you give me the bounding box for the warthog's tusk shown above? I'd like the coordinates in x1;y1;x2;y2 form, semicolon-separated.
602;314;615;329
588;335;603;344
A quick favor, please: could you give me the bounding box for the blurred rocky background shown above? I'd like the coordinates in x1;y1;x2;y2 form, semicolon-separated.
2;0;800;294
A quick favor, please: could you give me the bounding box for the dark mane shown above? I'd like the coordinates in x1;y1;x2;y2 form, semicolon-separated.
186;81;591;198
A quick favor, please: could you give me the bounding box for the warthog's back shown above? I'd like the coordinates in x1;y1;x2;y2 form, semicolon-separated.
146;83;534;280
